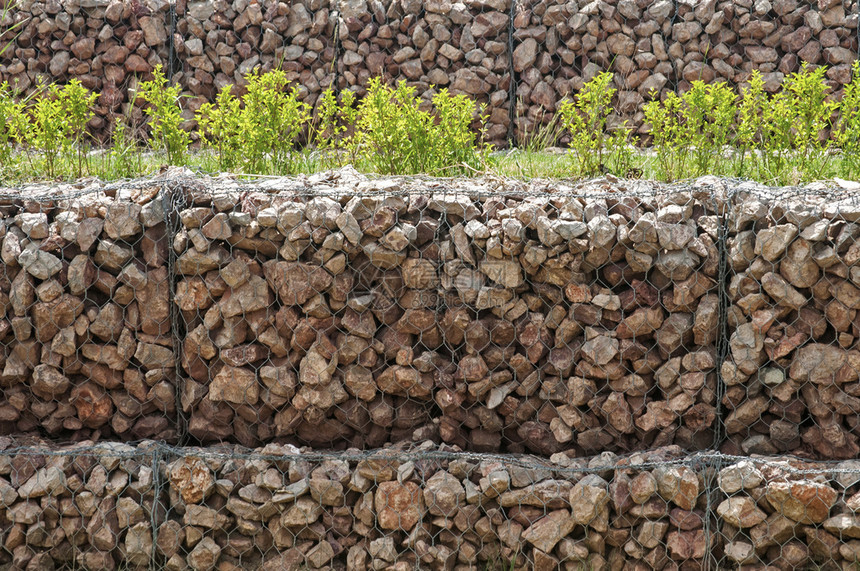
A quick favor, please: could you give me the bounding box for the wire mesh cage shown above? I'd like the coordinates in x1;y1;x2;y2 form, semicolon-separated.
723;184;860;461
2;170;860;568
0;183;179;444
161;172;723;456
0;438;721;570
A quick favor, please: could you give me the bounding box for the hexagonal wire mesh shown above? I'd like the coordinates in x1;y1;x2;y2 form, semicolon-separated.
723;183;860;461
0;183;179;443
6;439;860;570
712;453;860;569
5;172;860;567
0;438;722;570
164;172;723;456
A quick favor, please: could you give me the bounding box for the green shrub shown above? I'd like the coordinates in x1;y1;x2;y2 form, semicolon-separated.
197;69;311;174
59;79;98;177
239;69;310;174
558;72;635;178
105;115;142;180
0;81;25;169
22;84;64;177
681;80;736;176
196;85;243;171
136;64;190;165
643;79;736;181
312;87;358;169
643;90;692;181
744;64;836;184
784;63;836;181
350;78;486;176
736;70;767;179
9;79;97;178
431;86;488;173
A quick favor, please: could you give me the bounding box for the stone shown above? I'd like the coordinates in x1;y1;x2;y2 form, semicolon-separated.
717;497;767;528
209;366;258;405
522;510;575;553
95;239;134;271
755;224;797;261
177;246;230;275
789;344;852;384
281;498;323;526
765;481;837;524
580;335;619;366
479;260;524;288
18;213;48;238
667;529;706;560
719;461;763;494
499;480;573;509
264;261;332;305
71;382;113;428
104;202;143;239
375;481;424;531
31;363;71;399
187;536;220;571
125;522;153;567
823;514;860;539
424;471;465;516
168;457;214;504
654;466;699;510
762;271;806;309
513;38;537;72
18;250;62;280
18;466;65;498
570;476;610;526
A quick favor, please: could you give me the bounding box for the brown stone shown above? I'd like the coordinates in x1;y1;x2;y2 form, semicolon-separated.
375;481;424;531
765;481;837;524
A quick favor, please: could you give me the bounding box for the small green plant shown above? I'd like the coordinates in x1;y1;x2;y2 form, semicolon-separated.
517;103;563;153
784;63;837;181
430;86;488;174
136;64;190;165
105;115;142;179
352;78;431;174
0;81;25;169
239;69;310;174
312;87;359;169
197;69;311;174
349;78;486;176
559;72;628;177
22;82;68;178
836;61;860;180
681;80;736;176
643;90;692;181
735;70;767;179
58;79;98;177
196;84;243;171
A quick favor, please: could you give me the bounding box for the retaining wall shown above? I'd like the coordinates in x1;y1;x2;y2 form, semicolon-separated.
5;172;860;568
0;171;858;462
1;0;858;146
1;439;860;570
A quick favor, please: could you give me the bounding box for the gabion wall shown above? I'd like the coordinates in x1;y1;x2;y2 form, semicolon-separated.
3;171;860;568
